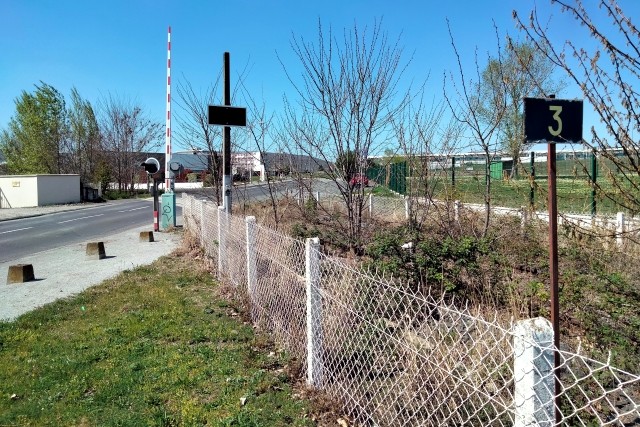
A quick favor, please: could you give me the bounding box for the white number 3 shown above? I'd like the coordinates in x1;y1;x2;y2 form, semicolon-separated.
548;105;563;137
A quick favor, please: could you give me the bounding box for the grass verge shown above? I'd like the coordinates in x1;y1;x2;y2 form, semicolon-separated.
0;246;314;426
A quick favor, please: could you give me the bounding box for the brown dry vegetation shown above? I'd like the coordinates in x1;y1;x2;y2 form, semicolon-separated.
239;196;640;373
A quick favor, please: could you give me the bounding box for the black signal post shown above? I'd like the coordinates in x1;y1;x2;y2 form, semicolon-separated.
141;157;162;231
207;52;247;214
524;96;583;424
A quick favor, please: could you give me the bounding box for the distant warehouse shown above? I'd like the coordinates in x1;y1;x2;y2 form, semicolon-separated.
172;151;330;181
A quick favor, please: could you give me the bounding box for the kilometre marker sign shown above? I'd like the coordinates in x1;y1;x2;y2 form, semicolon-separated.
208;105;247;127
524;97;583;143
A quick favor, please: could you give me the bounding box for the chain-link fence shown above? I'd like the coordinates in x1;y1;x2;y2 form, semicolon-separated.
183;193;640;426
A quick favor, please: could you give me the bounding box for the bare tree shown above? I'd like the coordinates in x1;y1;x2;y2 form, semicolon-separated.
444;21;508;236
99;95;163;192
479;41;564;177
279;19;410;253
174;77;224;204
239;84;284;227
515;0;640;215
392;94;465;233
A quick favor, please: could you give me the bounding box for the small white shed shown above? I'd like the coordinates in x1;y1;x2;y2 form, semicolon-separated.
0;175;81;208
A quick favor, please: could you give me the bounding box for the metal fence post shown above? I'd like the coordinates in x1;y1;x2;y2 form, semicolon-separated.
306;237;323;388
513;317;555;427
451;155;456;187
217;206;225;279
245;216;257;300
530;151;535;209
590;150;597;217
617;212;625;247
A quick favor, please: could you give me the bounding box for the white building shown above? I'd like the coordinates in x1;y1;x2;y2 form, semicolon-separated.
232;151;330;181
0;175;81;208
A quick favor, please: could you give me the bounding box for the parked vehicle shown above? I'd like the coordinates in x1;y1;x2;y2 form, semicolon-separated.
349;174;369;188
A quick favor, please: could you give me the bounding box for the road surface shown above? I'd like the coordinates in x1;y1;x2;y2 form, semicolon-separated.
0;199;180;263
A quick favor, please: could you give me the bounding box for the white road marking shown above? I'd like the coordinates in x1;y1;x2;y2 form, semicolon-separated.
58;214;104;224
0;226;34;235
117;206;148;213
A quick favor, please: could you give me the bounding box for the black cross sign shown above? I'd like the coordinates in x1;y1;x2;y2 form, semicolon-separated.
208;105;247;127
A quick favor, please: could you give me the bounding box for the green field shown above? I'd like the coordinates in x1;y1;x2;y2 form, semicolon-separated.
368;156;638;215
406;167;631;215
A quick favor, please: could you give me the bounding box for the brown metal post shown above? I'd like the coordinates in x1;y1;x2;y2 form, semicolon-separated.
547;141;561;423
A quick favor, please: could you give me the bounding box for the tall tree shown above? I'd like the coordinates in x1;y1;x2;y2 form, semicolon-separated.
68;87;102;185
99;95;163;192
279;19;410;253
1;82;68;174
515;0;640;215
479;42;563;176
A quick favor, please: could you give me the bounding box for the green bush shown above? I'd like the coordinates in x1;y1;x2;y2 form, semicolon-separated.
364;225;489;296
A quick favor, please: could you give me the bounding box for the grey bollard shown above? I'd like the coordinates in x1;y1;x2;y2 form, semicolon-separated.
139;231;155;242
86;242;106;260
7;264;35;284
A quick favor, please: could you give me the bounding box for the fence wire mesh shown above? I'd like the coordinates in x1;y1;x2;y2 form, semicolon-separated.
182;194;640;426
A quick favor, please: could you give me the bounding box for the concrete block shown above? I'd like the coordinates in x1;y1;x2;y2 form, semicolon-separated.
514;317;555;426
86;242;106;260
139;231;155;242
7;264;35;284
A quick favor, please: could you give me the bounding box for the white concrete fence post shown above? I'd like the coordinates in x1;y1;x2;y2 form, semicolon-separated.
513;317;555;427
183;194;190;230
245;216;257;302
306;237;323;388
217;206;225;280
616;212;625;247
199;199;205;244
454;200;461;222
404;198;410;220
369;194;373;218
520;206;528;230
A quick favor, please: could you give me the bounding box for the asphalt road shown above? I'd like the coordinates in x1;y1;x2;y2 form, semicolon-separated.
0;199;181;263
181;178;343;204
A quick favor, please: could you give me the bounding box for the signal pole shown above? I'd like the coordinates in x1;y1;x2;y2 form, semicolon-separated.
223;52;232;214
207;52;246;215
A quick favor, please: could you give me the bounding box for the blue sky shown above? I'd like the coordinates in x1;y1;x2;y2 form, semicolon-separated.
1;1;637;154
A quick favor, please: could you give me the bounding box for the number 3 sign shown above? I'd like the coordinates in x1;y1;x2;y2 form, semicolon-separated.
524;97;583;143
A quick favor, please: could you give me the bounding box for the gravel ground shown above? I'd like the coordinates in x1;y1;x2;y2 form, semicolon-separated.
0;201;184;321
